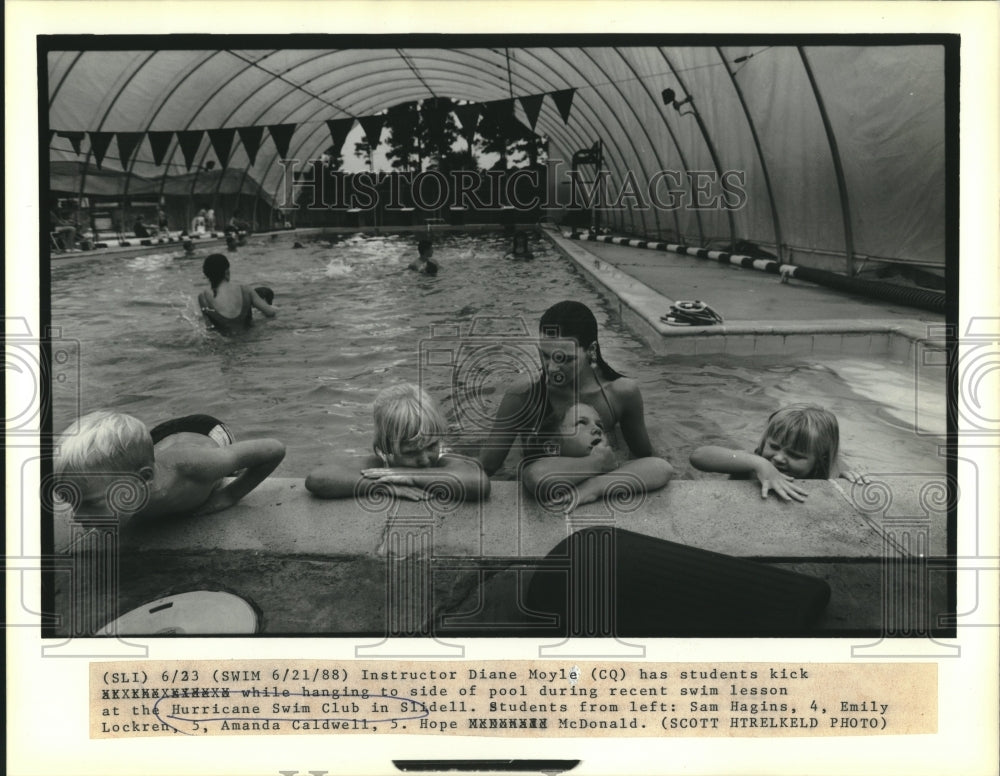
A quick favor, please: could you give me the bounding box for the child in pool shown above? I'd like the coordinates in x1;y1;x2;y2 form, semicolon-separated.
689;403;865;502
523;402;673;508
408;239;439;276
305;384;489;502
504;232;533;261
54;410;286;521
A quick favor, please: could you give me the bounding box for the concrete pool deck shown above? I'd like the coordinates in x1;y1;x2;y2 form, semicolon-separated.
543;228;946;360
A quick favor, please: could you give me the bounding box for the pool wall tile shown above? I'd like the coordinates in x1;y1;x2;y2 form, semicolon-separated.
869;332;891;356
889;334;916;364
752;335;788;356
841;333;873;357
781;334;816;355
722;334;755;355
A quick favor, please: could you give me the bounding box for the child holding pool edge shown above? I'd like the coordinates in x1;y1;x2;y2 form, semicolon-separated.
689;403;867;502
54;410;286;521
305;384;489;502
523;402;673;510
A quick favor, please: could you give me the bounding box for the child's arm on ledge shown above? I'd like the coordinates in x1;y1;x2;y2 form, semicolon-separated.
194;439;286;514
690;445;808;502
358;454;491;502
571;457;674;508
520;445;619;499
305;455;391;499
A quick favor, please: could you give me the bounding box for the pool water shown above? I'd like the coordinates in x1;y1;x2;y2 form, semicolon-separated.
50;231;945;479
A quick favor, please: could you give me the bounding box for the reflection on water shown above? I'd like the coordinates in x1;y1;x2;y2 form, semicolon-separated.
51;232;945;478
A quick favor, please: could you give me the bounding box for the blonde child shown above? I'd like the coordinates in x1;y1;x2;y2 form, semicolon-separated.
305;384;489;502
54;410;285;520
522;402;673;509
689;403;864;502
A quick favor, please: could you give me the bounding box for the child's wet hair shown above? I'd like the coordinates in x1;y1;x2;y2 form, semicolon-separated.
756;404;840;479
202;253;230;295
372;383;448;459
54;410;154;504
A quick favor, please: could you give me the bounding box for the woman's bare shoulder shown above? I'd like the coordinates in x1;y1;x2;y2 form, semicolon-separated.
609;376;642;398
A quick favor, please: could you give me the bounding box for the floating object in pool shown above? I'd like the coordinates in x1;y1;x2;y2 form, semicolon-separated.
150;413;235;447
254;286;275;305
293;240;305;249
660;300;724;326
95;591;259;635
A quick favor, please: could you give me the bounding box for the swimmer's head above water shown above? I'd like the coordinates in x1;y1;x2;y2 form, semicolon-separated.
538;300;623;386
202;253;230;295
372;383;448;468
54;410;155;512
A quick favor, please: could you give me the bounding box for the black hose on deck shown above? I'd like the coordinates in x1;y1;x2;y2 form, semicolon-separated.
790;266;947;313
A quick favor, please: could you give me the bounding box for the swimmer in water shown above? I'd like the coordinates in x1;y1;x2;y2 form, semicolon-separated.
504;232;533;260
305;383;488;502
197;253;277;332
54;410;285;522
408;239;439;276
528;402;672;510
478;300;655;479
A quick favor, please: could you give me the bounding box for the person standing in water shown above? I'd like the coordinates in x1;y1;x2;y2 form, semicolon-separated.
197;253;277;333
408;239;439;275
478;300;655;481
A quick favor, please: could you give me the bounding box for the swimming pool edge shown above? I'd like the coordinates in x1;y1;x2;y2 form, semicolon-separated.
543;228;943;363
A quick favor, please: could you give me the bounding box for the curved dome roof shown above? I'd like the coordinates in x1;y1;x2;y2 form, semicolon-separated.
47;43;947;267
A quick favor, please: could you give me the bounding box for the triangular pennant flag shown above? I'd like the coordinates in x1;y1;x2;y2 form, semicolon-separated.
147;131;174;166
237;126;264;166
550;88;576;124
453;103;481;145
483;98;516;127
49;129;56;144
324;118;354;155
357;115;384;149
176;130;204;171
519;94;545;132
207;127;236;168
58;131;85;155
267;124;297;159
87;132;114;170
116;132;145;167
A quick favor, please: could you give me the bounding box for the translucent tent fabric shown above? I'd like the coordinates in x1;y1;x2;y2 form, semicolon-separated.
47;45;945;267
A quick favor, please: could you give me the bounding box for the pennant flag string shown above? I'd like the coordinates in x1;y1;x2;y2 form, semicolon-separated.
48;83;586;170
176;130;204;172
550;88;576;124
87;132;113;170
207;127;236;168
325;117;355;155
147;131;174;166
267;124;297;160
357;115;384;150
237;126;264;166
57;131;85;155
518;93;544;131
115;132;145;167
